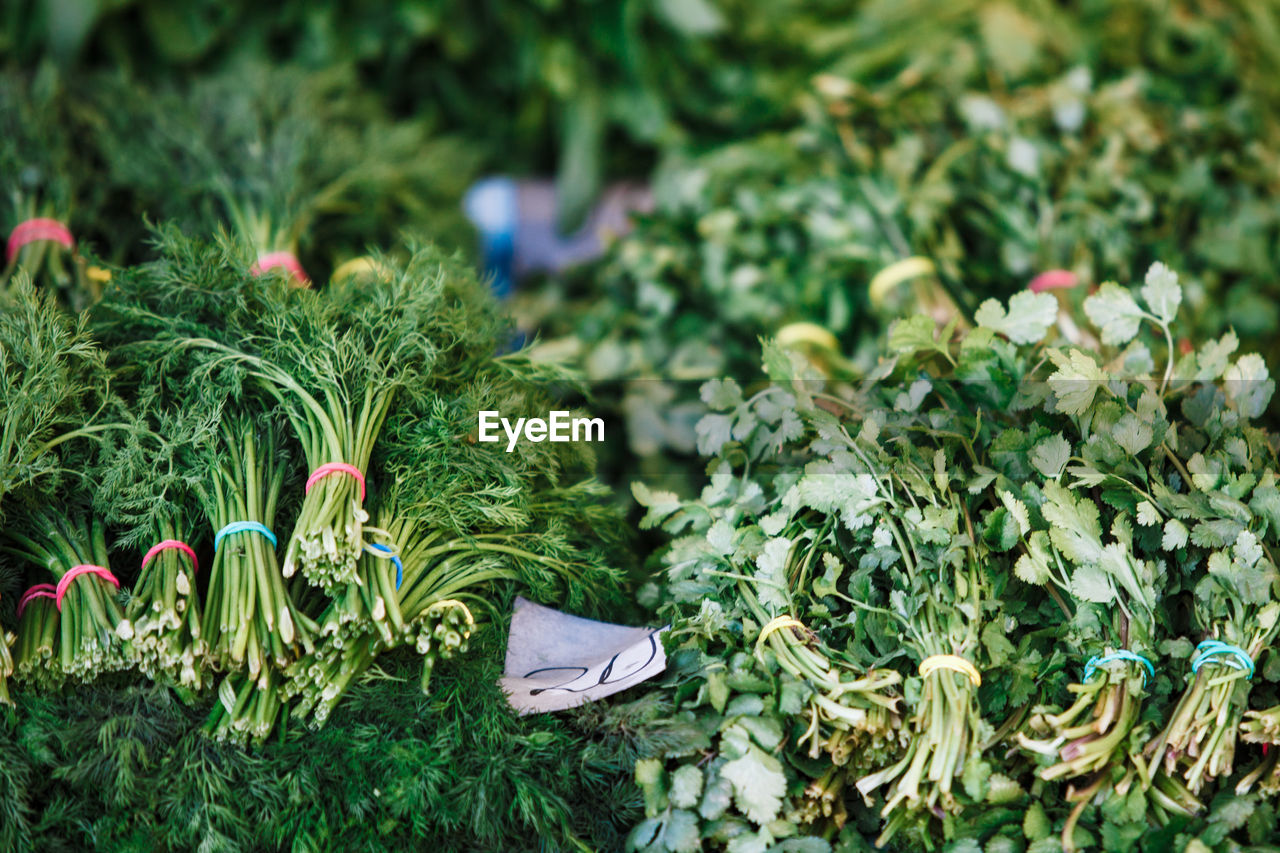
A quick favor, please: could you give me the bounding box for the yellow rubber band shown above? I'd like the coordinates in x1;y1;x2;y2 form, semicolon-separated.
918;654;981;687
755;616;809;658
424;598;476;630
776;322;840;353
869;256;935;307
331;256;390;284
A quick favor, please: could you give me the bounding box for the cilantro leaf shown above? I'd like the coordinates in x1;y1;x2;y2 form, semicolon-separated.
1141;262;1182;323
974;291;1057;344
1225;353;1274;418
1084;282;1146;345
1015;531;1054;586
889;314;946;358
1162;518;1189;550
1030;433;1071;479
754;536;792;611
701;378;743;410
719;746;787;825
1047;348;1108;415
1070;562;1114;603
1041;480;1105;566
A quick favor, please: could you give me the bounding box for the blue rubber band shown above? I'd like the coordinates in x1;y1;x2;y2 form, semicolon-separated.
1191;640;1254;680
214;521;277;553
1084;650;1155;686
368;543;404;591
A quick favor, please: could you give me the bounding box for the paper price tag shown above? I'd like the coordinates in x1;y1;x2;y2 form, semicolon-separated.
500;597;667;714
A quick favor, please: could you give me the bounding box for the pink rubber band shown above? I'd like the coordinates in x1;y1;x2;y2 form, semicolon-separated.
7;218;75;264
250;251;310;285
54;565;120;611
305;462;366;501
1029;269;1079;293
17;584;57;617
141;540;199;575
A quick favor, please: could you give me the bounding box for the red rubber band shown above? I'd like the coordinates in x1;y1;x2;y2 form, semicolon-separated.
54;565;120;611
141;539;199;575
17;584;57;617
250;251;310;285
6;218;75;264
305;462;366;501
1028;269;1079;293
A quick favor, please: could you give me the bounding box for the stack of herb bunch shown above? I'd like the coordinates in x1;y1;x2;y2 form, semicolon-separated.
282;337;635;728
624;263;1280;850
88;226;632;742
0;278;129;687
0;69;102;309
87;61;482;284
83;378;222;693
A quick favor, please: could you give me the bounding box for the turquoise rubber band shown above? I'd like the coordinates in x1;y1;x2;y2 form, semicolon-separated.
1084;650;1155;686
214;520;277;552
368;543;403;590
1191;640;1254;679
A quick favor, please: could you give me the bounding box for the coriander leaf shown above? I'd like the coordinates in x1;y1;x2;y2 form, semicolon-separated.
889;314;945;357
1234;529;1263;568
633;481;684;529
1015;532;1054;585
669;766;704;810
1084;282;1146;345
701;378;743;410
975;291;1057;344
1113;413;1153;456
1192;331;1239;381
720;746;787;825
792;462;883;531
1042;480;1105;566
1141;262;1182;323
982;621;1016;667
1030;433;1071;479
1162;518;1189;550
1225;353;1274;418
695;413;735;456
1000;490;1030;535
707;519;735;555
1070;562;1114;603
1047;348;1108;415
661;810;701;853
754;536;792;611
895;378;932;412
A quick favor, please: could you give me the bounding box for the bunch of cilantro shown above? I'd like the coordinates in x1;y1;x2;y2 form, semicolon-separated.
627;261;1280;850
518;0;1280;490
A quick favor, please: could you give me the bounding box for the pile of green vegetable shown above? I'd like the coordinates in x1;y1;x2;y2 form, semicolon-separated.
0;228;644;847
519;0;1280;483
626;266;1280;850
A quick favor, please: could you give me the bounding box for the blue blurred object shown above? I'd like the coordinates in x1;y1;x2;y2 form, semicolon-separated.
464;176;651;300
464;177;518;299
